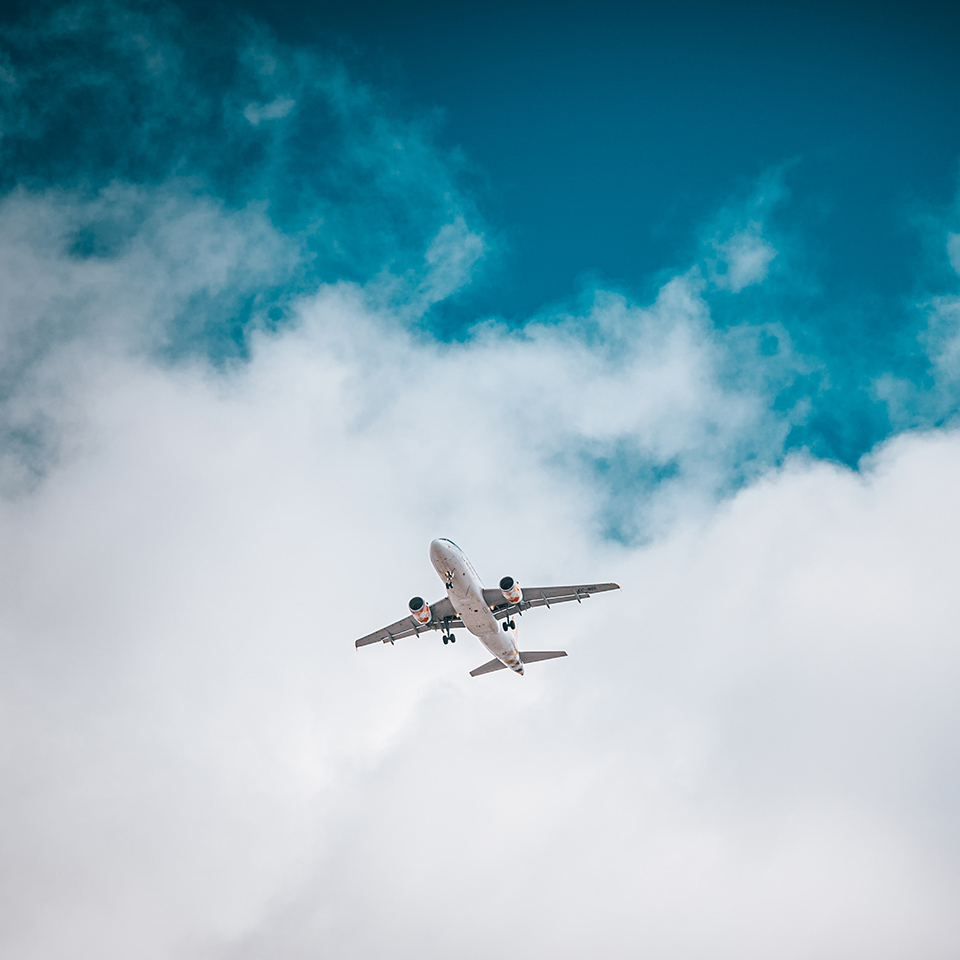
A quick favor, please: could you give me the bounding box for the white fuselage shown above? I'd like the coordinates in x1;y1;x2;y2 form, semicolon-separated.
429;538;523;674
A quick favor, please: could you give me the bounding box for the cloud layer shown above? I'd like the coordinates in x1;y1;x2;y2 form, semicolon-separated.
1;290;959;957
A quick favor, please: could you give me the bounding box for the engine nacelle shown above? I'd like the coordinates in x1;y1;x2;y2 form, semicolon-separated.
408;596;431;624
499;576;522;605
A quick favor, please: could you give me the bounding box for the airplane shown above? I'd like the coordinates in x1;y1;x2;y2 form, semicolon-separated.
355;538;620;676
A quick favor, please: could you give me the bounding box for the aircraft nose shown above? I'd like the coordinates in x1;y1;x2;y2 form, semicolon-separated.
430;538;455;576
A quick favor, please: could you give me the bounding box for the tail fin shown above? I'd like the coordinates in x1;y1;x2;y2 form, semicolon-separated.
469;650;567;677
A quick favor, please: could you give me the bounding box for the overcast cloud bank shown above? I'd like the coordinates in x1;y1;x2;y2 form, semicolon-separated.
2;309;959;957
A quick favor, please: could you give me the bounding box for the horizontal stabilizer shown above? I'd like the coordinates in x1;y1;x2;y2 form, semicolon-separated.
469;650;568;677
470;657;509;677
520;650;567;664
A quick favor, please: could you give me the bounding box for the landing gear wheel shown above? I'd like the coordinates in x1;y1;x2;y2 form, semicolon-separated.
502;621;509;631
450;635;456;643
443;636;448;645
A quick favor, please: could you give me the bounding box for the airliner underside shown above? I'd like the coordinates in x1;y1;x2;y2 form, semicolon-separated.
355;539;620;676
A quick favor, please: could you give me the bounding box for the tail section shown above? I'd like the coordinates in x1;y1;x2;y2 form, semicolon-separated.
469;650;567;677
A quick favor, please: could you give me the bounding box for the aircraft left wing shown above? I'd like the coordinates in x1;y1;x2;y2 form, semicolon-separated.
482;582;620;619
355;596;464;647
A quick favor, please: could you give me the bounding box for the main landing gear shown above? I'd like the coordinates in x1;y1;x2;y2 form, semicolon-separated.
442;633;455;645
501;619;516;631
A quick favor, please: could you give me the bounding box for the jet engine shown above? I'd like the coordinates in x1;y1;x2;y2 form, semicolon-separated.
499;576;522;605
408;596;431;624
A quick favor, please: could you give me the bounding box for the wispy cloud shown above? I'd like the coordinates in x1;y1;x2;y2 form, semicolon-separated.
702;170;785;293
948;232;960;276
710;220;777;292
874;216;960;430
0;0;483;302
243;96;295;126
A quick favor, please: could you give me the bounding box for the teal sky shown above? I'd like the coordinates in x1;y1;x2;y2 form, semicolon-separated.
1;0;959;505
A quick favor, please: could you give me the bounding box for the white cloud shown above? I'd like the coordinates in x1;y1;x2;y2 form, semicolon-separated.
872;230;960;431
948;232;960;276
0;182;299;493
243;96;295;126
0;183;958;956
419;215;486;306
710;220;777;292
924;295;960;386
879;291;960;431
700;170;786;295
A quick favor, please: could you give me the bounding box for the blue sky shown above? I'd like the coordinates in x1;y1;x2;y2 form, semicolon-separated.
2;0;960;477
225;0;960;468
1;2;960;956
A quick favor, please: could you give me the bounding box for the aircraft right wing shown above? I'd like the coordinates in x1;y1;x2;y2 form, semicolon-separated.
355;596;465;648
481;582;620;619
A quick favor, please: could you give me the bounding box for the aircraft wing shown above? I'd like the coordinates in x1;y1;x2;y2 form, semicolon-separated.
355;596;464;648
482;582;620;619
